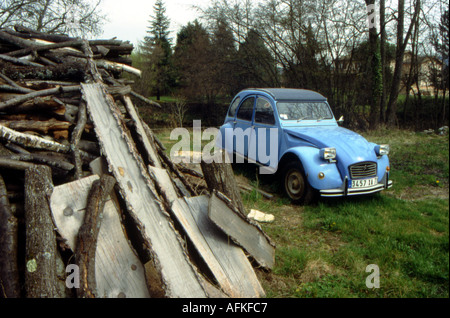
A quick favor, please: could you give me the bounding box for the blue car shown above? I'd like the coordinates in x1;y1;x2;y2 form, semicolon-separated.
217;88;393;204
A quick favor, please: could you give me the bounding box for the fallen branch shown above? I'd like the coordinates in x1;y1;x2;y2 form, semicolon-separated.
130;91;161;108
75;175;116;298
0;157;36;170
0;85;80;112
0;54;43;67
71;102;87;179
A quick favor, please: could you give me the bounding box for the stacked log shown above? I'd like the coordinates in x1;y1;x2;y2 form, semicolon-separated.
0;26;273;299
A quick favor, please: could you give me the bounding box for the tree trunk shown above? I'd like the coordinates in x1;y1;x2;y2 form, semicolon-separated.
380;0;387;124
200;153;246;216
366;0;381;129
386;0;421;126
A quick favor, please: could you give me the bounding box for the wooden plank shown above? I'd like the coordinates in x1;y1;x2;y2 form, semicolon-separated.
171;196;265;298
148;166;179;204
50;175;150;298
209;192;276;270
81;83;206;298
122;96;161;168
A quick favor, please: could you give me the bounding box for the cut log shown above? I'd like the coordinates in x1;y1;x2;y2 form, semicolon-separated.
50;175;151;298
200;155;246;216
209;191;276;270
0;174;20;298
171;196;265;298
0;119;71;134
0;124;95;161
24;165;61;298
81;82;206;298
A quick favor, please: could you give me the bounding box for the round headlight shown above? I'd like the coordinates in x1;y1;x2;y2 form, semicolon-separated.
320;148;336;160
375;144;390;156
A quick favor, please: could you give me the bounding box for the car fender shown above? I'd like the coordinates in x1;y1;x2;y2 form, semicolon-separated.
376;152;390;180
280;147;343;190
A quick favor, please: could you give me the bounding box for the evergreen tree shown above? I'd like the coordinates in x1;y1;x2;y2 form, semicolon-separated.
173;20;214;101
211;18;238;98
141;0;174;100
237;29;279;91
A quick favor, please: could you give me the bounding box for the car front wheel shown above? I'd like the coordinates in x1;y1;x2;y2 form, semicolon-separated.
282;162;315;204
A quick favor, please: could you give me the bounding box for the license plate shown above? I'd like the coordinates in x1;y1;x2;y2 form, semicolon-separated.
351;177;378;189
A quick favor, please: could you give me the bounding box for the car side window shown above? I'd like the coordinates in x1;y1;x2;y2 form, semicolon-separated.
254;97;275;125
228;97;241;117
236;97;255;121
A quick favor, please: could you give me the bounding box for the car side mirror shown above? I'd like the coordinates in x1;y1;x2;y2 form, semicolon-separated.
337;116;344;125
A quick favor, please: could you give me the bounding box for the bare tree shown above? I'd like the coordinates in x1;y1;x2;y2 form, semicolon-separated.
0;0;105;37
385;0;421;126
169;96;188;128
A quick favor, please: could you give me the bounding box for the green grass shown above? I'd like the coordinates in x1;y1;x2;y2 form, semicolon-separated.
155;127;449;298
242;129;449;298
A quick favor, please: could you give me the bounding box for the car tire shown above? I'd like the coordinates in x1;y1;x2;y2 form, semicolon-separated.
282;161;315;204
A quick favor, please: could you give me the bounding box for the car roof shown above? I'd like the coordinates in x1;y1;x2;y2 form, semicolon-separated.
242;88;327;101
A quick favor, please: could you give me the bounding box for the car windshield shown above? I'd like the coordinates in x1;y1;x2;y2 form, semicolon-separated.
277;102;333;121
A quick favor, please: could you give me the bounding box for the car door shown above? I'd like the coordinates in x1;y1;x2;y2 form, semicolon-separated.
234;96;256;161
251;96;279;170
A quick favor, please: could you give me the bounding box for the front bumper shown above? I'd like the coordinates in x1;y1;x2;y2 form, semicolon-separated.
320;174;393;197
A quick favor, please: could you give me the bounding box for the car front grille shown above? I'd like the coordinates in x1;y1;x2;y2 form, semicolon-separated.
349;162;377;179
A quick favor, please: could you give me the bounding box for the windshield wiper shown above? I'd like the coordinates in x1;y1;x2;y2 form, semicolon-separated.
297;116;308;122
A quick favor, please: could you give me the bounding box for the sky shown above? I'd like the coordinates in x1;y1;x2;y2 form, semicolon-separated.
98;0;210;46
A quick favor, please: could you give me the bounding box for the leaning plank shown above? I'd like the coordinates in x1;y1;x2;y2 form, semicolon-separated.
81;83;206;298
209;191;276;270
171;196;265;298
50;175;150;298
122;96;161;168
148;166;179;204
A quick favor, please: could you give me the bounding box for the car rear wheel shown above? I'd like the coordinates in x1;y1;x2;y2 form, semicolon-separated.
282;162;315;204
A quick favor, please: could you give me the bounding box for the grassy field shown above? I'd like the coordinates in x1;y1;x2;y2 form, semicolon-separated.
156;128;449;298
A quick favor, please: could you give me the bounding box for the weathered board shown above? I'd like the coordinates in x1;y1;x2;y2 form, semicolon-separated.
148;166;179;204
81;83;206;298
209;192;276;270
50;175;150;298
171;196;265;298
123;96;161;168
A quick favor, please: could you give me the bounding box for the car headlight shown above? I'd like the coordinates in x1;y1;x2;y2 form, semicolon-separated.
320;147;336;160
375;144;390;156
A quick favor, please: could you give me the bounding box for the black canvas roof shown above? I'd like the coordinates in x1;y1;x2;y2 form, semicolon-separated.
250;88;327;101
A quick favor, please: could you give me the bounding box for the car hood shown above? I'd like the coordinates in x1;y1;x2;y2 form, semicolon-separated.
284;126;377;164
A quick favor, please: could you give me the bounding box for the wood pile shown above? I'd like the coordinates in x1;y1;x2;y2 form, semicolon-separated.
0;26;275;298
